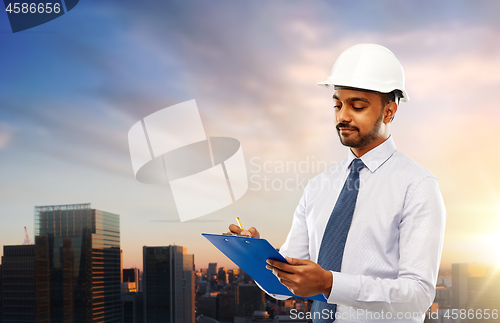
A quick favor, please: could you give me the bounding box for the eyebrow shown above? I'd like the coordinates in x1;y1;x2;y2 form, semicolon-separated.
332;95;370;104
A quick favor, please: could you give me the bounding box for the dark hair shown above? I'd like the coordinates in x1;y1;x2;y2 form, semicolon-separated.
379;90;403;107
334;85;403;107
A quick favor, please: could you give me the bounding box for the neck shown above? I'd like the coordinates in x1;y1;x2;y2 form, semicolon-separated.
351;135;391;158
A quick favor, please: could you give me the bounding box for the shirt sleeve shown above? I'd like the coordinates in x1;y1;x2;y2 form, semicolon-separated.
326;176;446;315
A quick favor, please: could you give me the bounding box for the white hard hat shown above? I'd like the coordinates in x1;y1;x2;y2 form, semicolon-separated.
318;43;409;102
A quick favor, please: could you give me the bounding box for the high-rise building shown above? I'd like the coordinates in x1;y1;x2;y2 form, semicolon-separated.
34;236;51;322
2;246;36;323
196;295;217;319
122;292;144;323
208;263;218;277
1;239;51;323
227;270;236;284
143;246;195;323
35;203;121;323
197;268;208;283
121;250;124;283
1;244;50;323
2;245;37;323
122;268;140;293
123;268;140;285
217;292;235;322
217;267;227;284
452;263;468;309
0;263;3;323
234;283;265;317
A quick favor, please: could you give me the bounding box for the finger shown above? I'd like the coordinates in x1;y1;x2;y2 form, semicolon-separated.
267;259;295;271
228;224;243;234
265;266;300;292
285;257;310;265
267;259;288;269
266;259;278;268
268;258;301;268
247;227;260;239
269;268;296;287
240;230;252;237
266;262;294;274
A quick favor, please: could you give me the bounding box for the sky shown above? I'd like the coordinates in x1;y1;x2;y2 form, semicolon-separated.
1;0;500;271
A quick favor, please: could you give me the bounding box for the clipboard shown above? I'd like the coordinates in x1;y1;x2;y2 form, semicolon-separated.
202;233;326;302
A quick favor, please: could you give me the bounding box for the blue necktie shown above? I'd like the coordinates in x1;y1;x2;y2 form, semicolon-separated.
311;158;365;323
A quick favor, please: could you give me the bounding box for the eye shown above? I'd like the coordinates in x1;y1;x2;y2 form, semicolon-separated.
333;105;341;110
352;106;365;110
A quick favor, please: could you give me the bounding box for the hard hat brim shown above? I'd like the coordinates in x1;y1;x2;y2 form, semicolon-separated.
317;80;409;103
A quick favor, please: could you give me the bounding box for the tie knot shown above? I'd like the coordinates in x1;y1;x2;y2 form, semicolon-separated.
350;158;365;173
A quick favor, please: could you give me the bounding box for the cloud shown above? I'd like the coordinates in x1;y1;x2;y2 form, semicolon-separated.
3;0;500;273
0;132;11;149
4;0;499;175
0;124;15;150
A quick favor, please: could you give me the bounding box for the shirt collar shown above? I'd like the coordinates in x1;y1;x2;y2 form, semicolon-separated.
346;136;397;173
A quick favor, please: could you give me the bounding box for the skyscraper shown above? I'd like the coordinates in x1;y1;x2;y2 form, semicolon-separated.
1;241;50;323
0;263;3;323
1;245;38;323
234;284;265;318
217;267;227;284
217;292;235;322
35;203;121;322
208;263;218;277
143;245;195;323
452;263;468;309
122;292;144;323
227;269;236;284
123;268;140;285
121;250;124;283
122;268;140;293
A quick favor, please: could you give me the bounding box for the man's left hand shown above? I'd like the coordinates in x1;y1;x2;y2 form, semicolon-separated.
266;257;332;297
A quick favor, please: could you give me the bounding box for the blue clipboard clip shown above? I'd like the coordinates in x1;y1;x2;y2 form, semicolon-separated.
202;233;327;302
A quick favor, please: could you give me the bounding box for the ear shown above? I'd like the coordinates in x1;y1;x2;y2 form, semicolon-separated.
383;102;398;124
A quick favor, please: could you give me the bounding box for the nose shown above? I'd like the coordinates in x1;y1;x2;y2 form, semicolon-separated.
336;106;352;124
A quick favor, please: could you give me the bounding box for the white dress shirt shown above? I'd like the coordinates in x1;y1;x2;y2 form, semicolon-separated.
267;136;446;323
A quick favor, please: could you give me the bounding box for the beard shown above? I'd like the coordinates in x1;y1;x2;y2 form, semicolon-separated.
336;112;384;148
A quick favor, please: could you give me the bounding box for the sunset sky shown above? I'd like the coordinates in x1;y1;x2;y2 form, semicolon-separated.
1;0;500;271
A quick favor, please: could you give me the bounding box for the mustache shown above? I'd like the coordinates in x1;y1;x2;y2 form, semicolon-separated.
336;123;358;131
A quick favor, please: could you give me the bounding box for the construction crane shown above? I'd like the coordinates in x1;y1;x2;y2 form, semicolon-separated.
24;226;31;245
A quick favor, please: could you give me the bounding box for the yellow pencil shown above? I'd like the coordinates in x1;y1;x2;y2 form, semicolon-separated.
236;217;243;230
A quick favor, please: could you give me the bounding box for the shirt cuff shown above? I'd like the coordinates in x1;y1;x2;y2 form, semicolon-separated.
324;270;335;301
326;271;360;304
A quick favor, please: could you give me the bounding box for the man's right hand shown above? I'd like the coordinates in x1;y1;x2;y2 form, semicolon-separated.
228;224;260;238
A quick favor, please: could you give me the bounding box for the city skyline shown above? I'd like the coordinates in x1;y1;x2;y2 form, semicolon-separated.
2;1;500;273
2;226;498;323
7;207;500;272
2;201;500;271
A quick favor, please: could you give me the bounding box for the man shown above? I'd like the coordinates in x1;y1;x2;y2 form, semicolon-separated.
229;44;446;322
